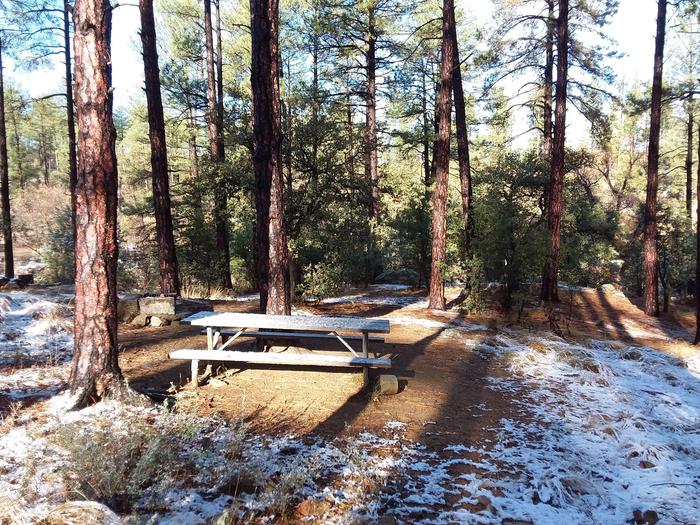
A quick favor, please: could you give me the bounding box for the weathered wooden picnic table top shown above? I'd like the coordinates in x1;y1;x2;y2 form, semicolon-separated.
182;311;391;334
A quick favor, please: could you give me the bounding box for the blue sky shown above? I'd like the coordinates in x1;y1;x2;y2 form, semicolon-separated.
7;0;660;140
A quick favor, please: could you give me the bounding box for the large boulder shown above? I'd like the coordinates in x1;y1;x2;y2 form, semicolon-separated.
117;294;140;323
138;296;176;317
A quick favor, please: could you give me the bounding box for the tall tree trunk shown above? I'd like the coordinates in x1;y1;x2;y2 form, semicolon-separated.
140;0;180;295
419;62;431;287
64;0;78;246
687;93;694;219
365;5;380;222
69;0;124;405
643;0;667;317
695;119;700;344
347;99;354;176
542;0;554;163
540;0;568;302
40;124;50;184
9;107;24;191
0;41;13;279
450;12;473;252
427;0;455;310
204;0;233;289
251;0;290;315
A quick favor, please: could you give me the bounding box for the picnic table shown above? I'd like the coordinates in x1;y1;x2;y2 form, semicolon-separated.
169;311;391;389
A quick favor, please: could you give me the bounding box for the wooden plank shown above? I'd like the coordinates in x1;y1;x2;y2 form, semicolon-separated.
200;329;385;342
169;349;392;368
184;311;390;334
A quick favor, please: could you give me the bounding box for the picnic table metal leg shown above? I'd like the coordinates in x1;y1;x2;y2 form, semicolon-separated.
191;359;199;387
362;331;369;389
203;327;215;380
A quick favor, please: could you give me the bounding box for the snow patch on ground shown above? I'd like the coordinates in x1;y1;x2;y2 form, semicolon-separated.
0;292;73;401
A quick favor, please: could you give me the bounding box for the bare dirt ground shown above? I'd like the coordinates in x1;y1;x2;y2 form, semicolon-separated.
118;285;699;450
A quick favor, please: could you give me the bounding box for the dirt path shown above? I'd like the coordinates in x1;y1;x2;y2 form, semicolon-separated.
118;286;699;452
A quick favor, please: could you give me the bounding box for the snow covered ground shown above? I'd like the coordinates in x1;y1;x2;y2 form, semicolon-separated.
0;291;73;400
1;290;699;524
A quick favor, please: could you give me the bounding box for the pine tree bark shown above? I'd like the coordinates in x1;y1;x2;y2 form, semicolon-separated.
686;93;693;219
69;0;124;405
204;0;233;289
0;40;14;279
365;5;380;222
542;0;554;163
140;0;180;296
695;119;700;344
9;106;23;191
450;11;473;252
64;0;78;246
251;0;290;315
540;0;568;302
427;0;455;311
643;0;667;317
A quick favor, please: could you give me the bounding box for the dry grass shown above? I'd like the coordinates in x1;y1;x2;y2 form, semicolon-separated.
0;401;22;434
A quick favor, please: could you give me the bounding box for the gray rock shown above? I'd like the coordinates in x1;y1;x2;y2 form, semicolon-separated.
138;295;176;316
150;316;170;327
599;283;617;293
130;313;150;327
117;296;140;323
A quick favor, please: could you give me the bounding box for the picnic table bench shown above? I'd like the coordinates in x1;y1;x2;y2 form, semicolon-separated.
169;311;391;389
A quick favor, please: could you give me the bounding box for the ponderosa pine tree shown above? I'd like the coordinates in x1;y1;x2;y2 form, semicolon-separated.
450;4;472;252
0;37;14;279
204;0;233;290
251;0;290;315
140;0;180;295
642;0;667;317
69;0;124;405
427;0;455;310
540;0;568;302
696;117;700;343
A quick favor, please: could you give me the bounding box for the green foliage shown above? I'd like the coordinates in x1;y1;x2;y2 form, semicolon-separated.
299;260;345;302
37;207;74;284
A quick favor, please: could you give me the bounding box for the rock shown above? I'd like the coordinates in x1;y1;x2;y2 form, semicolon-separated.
117;296;140;323
39;501;123;525
502;519;534;525
378;374;399;395
149;316;170;327
374;269;418;286
16;274;34;285
642;510;659;525
599;283;618;293
639;460;656;469
138;296;176;316
130;313;149;327
622;349;643;361
377;516;397;525
0;276;8;288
